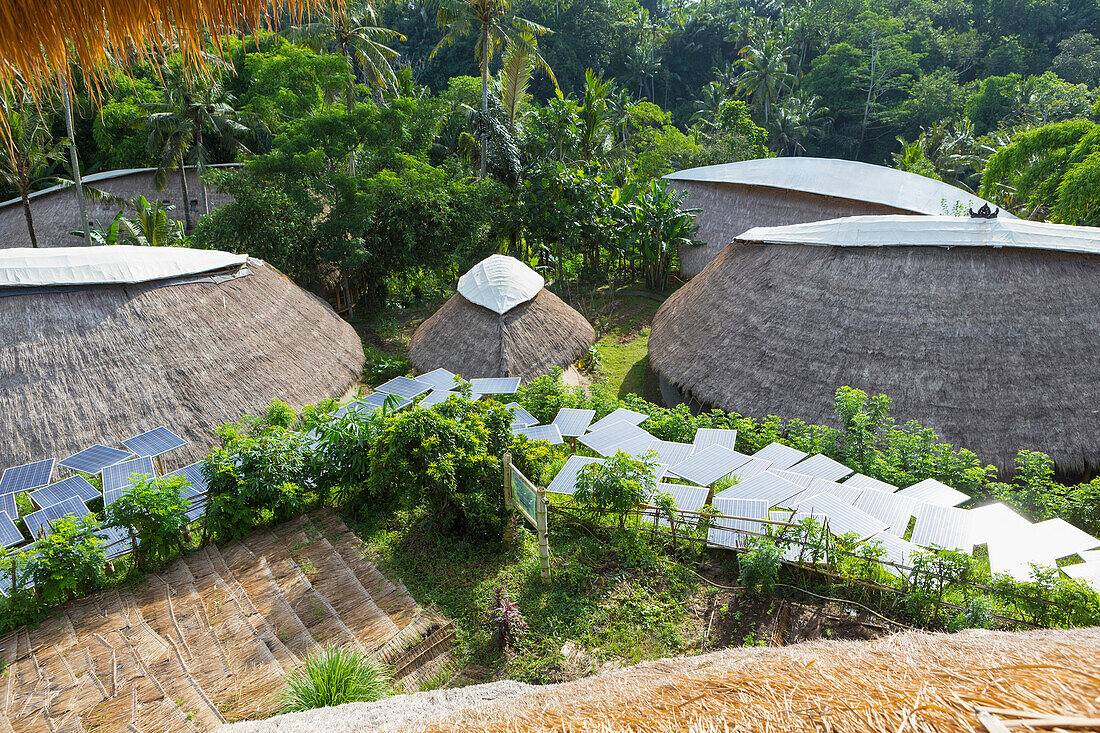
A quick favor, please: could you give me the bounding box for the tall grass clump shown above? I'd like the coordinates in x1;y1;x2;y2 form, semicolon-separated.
279;646;391;713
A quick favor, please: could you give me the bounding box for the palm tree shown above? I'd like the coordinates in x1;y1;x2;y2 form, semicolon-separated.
431;0;554;177
142;69;251;231
735;35;795;124
80;196;185;246
770;89;829;155
691;80;729;132
291;0;404;111
0;98;68;247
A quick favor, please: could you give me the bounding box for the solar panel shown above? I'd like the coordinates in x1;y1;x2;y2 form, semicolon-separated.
692;428;738;453
374;376;433;400
416;368;459;391
807;477;863;505
577;420;653;457
730;456;772;482
864;533;920;575
515;424;564;445
646;440;694;468
419;390;456;407
0;512;23;548
767;468;815;489
59;445;133;475
987;540;1041;582
586;407;648;434
0;459;55;494
0;492;16;520
1031;518;1100;560
552;408;596;438
751;442;808;471
651;483;710;526
1063;561;1100;590
668;445;750;487
163;461;207;521
852;487;918;536
715;471;804;507
363;392;412;411
789;454;853;481
97;524;134;560
102;456;157;506
613;433;659;460
843;473;898;493
29;476;100;508
708;497;769;549
468;377;521;394
546;455;604;495
910;503;972;551
793;492;888;541
968;502;1031;548
1080;549;1100;564
122;427;187;458
895;478;969;507
23;496;91;539
505;403;539;429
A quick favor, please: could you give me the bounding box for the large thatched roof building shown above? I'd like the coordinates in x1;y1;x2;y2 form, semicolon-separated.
409;255;595;382
649;215;1100;476
665;158;1009;278
0;246;363;468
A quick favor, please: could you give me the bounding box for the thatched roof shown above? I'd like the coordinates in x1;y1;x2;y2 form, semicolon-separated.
649;217;1100;476
0;251;363;469
408;290;595;383
402;628;1100;733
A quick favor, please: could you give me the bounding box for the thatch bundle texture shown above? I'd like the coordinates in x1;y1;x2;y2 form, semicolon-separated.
649;240;1100;476
407;628;1100;732
408;290;595;383
0;261;363;468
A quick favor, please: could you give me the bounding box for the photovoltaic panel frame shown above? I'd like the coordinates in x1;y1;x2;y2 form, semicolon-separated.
416;368;459;391
468;377;521;394
122;427;187;458
0;459;55;494
751;442;808;471
547;455;603;495
374;376;433;400
587;407;648;433
23;496;91;540
102;456;157;507
552;408;595;438
29;476;100;509
59;445;134;474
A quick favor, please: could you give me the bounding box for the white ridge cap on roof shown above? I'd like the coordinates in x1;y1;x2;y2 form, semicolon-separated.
664;158;1009;217
0;245;248;287
457;254;544;315
736;215;1100;256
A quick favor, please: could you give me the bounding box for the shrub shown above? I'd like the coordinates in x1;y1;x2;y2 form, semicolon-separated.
738;536;782;594
489;587;527;649
106;474;192;570
574;450;657;529
363;346;409;385
26;515;107;607
279;646;391;713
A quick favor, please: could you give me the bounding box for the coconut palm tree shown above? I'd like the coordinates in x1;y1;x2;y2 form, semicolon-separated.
290;0;404;110
691;80;729;132
0;98;68;247
430;0;554;177
735;35;795;123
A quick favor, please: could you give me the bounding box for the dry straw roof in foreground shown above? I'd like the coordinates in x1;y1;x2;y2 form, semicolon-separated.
408;628;1100;733
0;247;363;468
648;216;1100;476
409;256;595;383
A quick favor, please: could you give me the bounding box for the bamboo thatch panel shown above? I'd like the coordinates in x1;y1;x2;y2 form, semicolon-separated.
669;181;911;278
0;262;363;470
408;628;1100;733
649;241;1100;476
408;290;595;383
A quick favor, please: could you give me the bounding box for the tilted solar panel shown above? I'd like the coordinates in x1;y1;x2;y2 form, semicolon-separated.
0;511;23;548
646;440;695;469
97;524;134;560
864;532;920;575
667;445;750;487
843;472;898;493
416;368;459;391
767;468;815;489
515;424;564;445
708;497;769;549
729;457;772;482
363;392;413;411
578;420;652;457
0;459;56;494
807;477;863;505
896;478;969;508
546;455;604;495
910;503;972;551
692;428;738;454
0;493;16;520
468;377;521;394
789;454;854;482
551;408;596;438
122;427;187;458
59;445;134;475
505;403;539;429
852;487;917;536
586;407;648;433
967;502;1031;548
23;496;92;539
334;399;379;419
793;492;888;541
102;456;157;506
419;390;457;407
29;476;100;509
715;472;804;508
374;376;433;399
751;442;808;471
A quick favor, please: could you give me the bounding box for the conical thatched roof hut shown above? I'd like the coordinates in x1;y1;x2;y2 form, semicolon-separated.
409;255;595;382
665;158;1009;278
649;215;1100;476
0;246;363;468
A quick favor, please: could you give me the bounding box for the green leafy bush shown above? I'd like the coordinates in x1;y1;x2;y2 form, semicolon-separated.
279;646;391;713
363;346;409;385
26;515;107;608
574;450;658;529
106;474;192;569
738;536;782;594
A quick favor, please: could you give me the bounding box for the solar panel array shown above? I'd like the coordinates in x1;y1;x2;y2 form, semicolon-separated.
468;377;521;394
59;444;133;475
896;478;970;507
0;459;55;494
122;427;186;458
789;454;854;481
910;503;971;551
23;496;91;540
416;368;459;391
102;456;157;506
0;511;23;548
668;445;749;487
29;476;100;509
578;420;652;457
546;455;604;495
692;428;738;453
374;376;433;400
506;403;539;429
752;442;808;471
552;408;595;437
587;407;648;434
515;424;564;445
708;498;768;549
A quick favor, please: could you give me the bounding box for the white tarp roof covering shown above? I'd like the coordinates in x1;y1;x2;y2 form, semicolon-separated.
664;158;1009;217
0;245;248;287
737;215;1100;256
457;254;544;314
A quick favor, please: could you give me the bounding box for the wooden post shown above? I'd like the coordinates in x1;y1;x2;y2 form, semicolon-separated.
569;437;577;454
535;488;551;583
502;452;514;547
